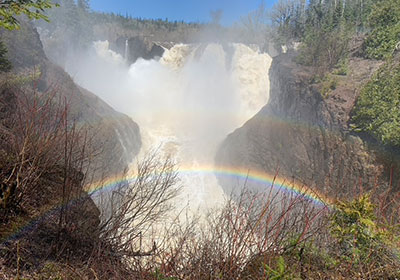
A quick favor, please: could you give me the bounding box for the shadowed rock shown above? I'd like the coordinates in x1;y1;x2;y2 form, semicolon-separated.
114;36;166;64
216;51;399;198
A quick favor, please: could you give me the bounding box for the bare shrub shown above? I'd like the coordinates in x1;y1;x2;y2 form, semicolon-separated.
150;182;329;280
0;80;102;273
95;151;180;258
0;80;97;224
0;78;182;278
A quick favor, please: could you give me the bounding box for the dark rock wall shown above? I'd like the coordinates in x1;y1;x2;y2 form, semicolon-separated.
216;52;398;198
0;22;142;179
113;36;165;64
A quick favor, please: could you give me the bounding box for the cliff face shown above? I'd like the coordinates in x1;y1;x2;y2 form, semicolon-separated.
112;36;166;64
0;22;141;178
216;52;398;197
0;21;144;270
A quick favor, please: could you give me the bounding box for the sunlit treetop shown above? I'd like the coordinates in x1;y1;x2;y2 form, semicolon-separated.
0;0;57;30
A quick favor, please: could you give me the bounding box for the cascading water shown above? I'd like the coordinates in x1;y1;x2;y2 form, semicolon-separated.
64;40;272;212
124;39;129;62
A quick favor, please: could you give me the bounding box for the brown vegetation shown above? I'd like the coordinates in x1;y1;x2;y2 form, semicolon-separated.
0;79;400;279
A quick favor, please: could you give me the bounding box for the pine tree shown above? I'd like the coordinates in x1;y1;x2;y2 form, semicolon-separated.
0;41;11;72
77;0;90;12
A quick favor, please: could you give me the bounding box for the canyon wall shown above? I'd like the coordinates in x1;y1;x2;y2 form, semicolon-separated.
216;51;400;197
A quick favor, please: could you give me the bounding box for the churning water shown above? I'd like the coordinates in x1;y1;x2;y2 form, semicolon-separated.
65;40;272;211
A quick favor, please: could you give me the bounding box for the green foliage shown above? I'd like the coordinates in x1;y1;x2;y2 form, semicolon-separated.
363;0;400;59
333;58;349;75
10;68;42;84
263;256;295;280
320;74;338;98
351;60;400;147
329;193;400;265
0;0;56;30
271;0;374;43
271;0;377;72
0;41;11;72
297;26;351;71
329;194;400;279
269;0;306;46
153;269;179;280
39;262;65;280
295;1;364;72
331;194;379;256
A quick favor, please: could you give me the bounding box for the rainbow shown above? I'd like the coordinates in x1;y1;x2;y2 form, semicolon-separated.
2;165;330;244
86;165;331;206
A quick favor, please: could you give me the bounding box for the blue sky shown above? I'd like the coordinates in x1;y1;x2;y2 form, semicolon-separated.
90;0;276;26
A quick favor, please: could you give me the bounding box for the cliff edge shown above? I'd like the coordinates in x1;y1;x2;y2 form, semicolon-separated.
0;21;141;178
216;50;399;197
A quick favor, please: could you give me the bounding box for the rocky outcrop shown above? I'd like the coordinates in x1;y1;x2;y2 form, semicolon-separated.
0;82;101;263
0;22;141;179
113;36;166;64
216;51;398;197
0;22;140;273
77;86;141;174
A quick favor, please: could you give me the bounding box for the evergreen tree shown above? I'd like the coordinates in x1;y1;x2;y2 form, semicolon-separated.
77;0;90;12
363;0;400;58
0;41;11;72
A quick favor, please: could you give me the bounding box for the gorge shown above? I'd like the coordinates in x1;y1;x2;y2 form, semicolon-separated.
2;1;400;277
64;39;273;210
59;34;400;212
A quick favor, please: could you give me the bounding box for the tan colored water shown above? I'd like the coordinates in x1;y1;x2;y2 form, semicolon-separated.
132;43;272;211
67;40;272;212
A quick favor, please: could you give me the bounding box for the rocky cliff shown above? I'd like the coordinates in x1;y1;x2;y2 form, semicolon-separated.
0;22;141;179
113;36;166;64
0;22;145;276
216;51;400;197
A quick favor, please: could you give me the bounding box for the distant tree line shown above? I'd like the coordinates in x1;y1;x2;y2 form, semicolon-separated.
271;0;374;44
270;0;377;71
351;0;400;148
36;0;204;58
268;0;400;150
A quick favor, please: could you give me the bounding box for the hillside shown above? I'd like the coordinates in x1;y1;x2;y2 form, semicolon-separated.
217;0;400;199
216;46;399;197
0;19;144;279
0;21;141;178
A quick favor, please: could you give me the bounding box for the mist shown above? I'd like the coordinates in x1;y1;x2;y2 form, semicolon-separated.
62;37;272;209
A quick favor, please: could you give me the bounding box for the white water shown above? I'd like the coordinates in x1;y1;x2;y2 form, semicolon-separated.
65;40;272;211
124;39;129;62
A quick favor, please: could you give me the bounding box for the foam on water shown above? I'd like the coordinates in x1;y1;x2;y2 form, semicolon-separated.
65;40;272;211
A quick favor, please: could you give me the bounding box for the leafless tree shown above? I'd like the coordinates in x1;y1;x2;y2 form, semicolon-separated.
150;183;329;279
269;0;306;46
239;2;270;46
97;150;180;258
210;9;223;26
0;80;97;224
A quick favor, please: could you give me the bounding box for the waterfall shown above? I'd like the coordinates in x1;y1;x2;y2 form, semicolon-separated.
130;43;272;211
124;39;129;62
63;41;273;212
